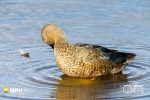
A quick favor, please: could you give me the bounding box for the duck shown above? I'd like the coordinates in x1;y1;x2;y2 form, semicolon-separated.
41;24;136;78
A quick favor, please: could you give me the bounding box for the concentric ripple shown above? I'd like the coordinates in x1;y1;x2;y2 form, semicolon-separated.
0;39;150;100
1;45;150;100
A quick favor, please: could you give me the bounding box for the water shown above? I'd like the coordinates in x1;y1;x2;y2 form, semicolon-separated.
0;0;150;100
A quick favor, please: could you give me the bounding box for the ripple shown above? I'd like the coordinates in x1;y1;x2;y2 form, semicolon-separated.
20;63;61;86
1;46;150;100
125;62;150;83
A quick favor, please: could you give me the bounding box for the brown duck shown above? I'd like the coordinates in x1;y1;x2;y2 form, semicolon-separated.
41;24;136;78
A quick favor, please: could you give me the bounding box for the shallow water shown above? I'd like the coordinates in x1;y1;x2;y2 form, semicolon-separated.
0;0;150;100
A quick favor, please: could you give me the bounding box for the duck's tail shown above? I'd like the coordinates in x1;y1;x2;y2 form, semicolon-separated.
109;52;136;74
109;52;136;65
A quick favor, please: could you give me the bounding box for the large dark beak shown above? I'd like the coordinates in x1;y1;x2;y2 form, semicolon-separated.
49;44;54;49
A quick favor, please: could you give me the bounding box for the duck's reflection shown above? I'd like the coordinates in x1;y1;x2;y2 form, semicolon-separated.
54;72;128;100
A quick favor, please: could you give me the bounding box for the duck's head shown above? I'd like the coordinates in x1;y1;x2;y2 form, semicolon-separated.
41;24;65;48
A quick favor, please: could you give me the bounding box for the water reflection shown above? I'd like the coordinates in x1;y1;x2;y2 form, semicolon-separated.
55;73;128;99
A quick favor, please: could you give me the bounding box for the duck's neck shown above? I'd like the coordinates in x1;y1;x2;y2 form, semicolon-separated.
54;37;73;52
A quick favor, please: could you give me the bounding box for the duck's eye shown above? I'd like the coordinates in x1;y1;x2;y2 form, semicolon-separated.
42;34;47;42
43;37;47;42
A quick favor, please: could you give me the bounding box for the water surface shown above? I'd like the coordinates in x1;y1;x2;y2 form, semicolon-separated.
0;0;150;100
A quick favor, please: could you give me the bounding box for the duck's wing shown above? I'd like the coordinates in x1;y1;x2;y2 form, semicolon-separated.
75;43;117;58
108;52;136;65
92;45;118;57
92;44;136;65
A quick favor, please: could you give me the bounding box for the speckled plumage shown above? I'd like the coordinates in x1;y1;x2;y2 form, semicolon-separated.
41;24;136;78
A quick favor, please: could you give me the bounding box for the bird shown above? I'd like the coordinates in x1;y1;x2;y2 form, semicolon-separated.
20;49;30;57
41;24;136;78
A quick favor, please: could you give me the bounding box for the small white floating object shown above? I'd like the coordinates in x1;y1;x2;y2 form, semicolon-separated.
20;49;30;57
